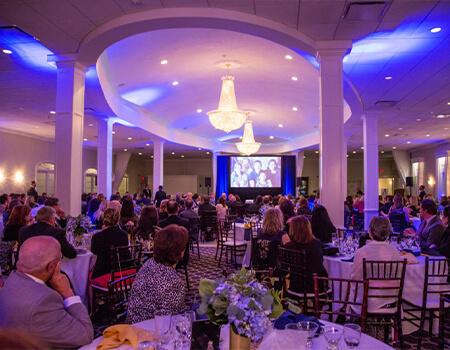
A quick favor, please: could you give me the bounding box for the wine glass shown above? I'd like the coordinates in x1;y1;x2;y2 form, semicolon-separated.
155;309;172;349
323;326;343;350
390;235;398;245
332;232;338;246
137;330;156;350
343;324;361;350
298;321;319;348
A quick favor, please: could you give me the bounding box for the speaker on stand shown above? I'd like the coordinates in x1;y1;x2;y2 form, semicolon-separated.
205;177;212;196
406;176;413;196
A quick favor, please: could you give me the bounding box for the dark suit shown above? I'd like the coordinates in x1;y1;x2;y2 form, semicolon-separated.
198;202;216;217
0;270;93;349
418;215;446;247
18;222;76;259
179;209;199;221
436;226;450;258
27;186;38;201
159;215;190;231
154;190;167;208
143;188;152;200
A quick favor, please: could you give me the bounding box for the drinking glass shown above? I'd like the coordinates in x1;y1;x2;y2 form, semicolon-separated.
390;235;398;245
173;312;195;350
137;330;156;350
155;309;172;350
323;326;343;350
343;324;361;350
331;232;338;246
298;321;319;348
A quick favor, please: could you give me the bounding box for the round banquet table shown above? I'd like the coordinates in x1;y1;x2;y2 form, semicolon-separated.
79;318;394;350
60;251;96;307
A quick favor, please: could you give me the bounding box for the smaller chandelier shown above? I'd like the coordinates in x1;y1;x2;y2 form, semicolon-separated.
236;119;261;155
207;65;248;133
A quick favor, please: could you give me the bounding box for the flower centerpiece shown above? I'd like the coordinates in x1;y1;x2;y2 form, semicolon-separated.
198;268;283;347
66;215;92;243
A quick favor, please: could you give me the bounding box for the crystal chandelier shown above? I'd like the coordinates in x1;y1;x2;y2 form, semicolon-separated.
207;65;248;133
236;119;261;155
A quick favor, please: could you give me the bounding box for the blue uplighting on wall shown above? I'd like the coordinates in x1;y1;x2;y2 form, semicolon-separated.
120;87;163;106
216;156;229;199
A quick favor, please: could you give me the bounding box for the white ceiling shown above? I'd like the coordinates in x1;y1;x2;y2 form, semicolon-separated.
0;0;449;159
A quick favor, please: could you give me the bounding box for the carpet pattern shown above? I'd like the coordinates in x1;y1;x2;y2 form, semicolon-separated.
92;245;450;349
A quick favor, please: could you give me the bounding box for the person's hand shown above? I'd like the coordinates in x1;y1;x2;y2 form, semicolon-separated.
27;217;35;226
49;261;74;300
403;228;415;236
126;221;134;228
56;207;66;219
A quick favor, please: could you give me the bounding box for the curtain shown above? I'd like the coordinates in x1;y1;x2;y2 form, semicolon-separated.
281;156;296;196
392;150;411;187
216;156;229;197
297;150;305;178
112;152;131;194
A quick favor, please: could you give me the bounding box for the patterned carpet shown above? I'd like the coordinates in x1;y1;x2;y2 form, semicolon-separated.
91;245;450;349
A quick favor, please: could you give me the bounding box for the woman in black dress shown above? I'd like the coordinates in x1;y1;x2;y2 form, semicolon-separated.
311;205;336;243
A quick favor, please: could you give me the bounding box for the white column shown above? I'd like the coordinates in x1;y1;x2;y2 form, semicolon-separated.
362;113;379;230
212;151;219;195
153;139;164;196
52;55;86;216
316;41;352;228
342;135;349;197
97;117;113;199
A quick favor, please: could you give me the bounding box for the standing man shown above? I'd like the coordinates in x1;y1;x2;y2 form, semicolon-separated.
418;185;426;202
27;181;38;201
154;185;167;208
143;185;152;202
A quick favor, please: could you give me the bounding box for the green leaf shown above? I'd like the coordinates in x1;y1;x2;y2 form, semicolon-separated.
287;301;301;315
197;302;208;315
260;295;273;310
199;279;217;297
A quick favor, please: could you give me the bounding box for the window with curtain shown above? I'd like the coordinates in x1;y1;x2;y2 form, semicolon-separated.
85;168;98;194
117;173;128;196
36;162;54;195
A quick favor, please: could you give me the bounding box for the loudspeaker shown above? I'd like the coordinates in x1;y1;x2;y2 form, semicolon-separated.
205;177;212;187
406;176;413;187
296;177;302;187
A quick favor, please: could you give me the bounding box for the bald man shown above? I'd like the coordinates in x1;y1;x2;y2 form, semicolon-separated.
0;236;93;349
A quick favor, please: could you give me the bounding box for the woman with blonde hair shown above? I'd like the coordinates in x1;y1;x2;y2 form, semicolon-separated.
93;199;109;224
284;216;328;293
384;194;410;232
257;207;289;244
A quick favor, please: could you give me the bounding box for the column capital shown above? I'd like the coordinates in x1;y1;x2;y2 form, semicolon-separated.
316;40;352;62
361;111;380;121
48;54;87;72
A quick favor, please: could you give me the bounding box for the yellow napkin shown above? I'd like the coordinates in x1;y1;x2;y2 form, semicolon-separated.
97;324;151;350
400;251;420;265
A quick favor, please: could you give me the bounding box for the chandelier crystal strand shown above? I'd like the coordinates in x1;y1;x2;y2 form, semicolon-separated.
207;74;248;133
236;120;261;155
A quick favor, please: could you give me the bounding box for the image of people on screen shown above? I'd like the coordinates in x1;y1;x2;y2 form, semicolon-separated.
230;156;281;188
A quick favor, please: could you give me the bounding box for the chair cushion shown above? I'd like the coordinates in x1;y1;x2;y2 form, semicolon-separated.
224;241;247;247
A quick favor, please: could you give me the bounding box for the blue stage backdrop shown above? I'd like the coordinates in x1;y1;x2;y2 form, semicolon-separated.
216;155;296;199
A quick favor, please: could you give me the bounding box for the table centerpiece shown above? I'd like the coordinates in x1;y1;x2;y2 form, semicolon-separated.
66;214;93;246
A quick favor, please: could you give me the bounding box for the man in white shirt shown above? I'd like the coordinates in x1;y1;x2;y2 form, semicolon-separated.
351;216;403;313
0;236;93;348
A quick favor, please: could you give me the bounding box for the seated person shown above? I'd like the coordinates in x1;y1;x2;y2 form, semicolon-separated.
215;196;228;220
158;199;169;222
18;206;76;259
0;236;93;348
120;198;138;233
283;216;328;293
133;206;160;243
3;205;34;242
404;199;445;247
296;197;312;216
311;205;336;244
159;200;190;231
89;208;130;288
197;195;216;217
385;194;410;232
179;199;199;220
350;216;402;313
127;225;189;323
427;205;450;258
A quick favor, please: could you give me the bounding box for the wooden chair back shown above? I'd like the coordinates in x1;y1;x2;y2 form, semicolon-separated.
422;257;450;308
313;275;369;332
439;293;450;348
278;247;308;308
250;237;280;270
107;273;136;322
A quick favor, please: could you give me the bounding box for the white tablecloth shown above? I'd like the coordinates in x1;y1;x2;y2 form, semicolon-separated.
324;254;447;334
80;318;394;350
61;251;96;307
235;223;251;267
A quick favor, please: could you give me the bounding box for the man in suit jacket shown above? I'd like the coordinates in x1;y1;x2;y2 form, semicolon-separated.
405;199;445;247
197;195;217;217
0;236;94;349
143;185;152;202
27;180;38;201
159;200;190;231
18;206;77;259
154;185;167;208
179;199;199;221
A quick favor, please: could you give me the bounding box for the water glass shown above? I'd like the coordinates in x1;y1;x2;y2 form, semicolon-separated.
323;326;343;350
343;324;361;350
298;321;319;348
390;235;398;245
155;309;172;349
137;330;156;350
172;312;195;349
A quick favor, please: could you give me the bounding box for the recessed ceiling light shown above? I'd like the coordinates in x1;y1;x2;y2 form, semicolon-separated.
138;152;142;155
291;77;298;81
2;49;12;54
447;102;450;105
198;148;202;150
398;128;403;130
353;151;356;154
151;155;154;158
124;149;127;151
315;151;319;154
172;152;175;155
292;107;298;111
303;156;306;159
83;138;87;141
385;134;389;137
269;136;274;139
426;134;430;137
146;143;150;146
285;55;292;60
445;128;449;130
172;81;178;86
197;109;202;113
128;137;132;140
385;76;392;80
181;155;184;158
361;147;364;150
407;141;411;144
206;152;210;154
89;124;93;127
161;60;168;65
430;27;441;33
436;114;445;119
416;119;421;121
393;147;396;149
50;111;56;114
381;151;385;154
112;131;116;134
278;124;283;128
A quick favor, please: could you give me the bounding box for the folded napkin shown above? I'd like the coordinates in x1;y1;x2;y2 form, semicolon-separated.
97;324;149;350
399;251;420;265
341;256;354;262
401;248;420;257
273;311;323;332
